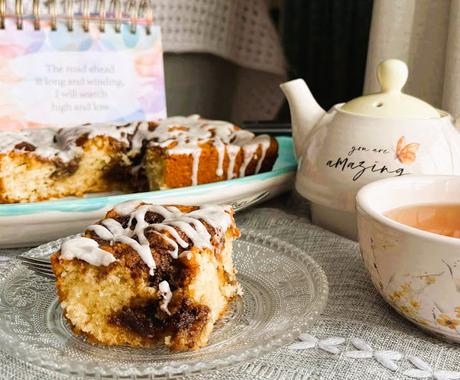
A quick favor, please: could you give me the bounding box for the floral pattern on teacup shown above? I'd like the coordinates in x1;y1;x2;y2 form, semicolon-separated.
385;276;442;327
359;217;460;339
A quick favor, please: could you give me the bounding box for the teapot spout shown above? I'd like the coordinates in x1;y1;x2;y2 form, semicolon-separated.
280;79;325;158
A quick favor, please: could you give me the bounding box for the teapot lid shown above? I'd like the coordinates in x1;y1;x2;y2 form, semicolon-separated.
341;59;440;118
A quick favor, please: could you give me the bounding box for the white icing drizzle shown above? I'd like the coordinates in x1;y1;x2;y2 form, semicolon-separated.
151;224;188;259
86;225;113;241
114;200;144;216
101;218;125;235
60;237;116;266
0;115;272;185
167;219;211;248
187;205;233;231
114;235;156;276
253;135;272;173
166;206;182;213
62;204;233;277
214;139;225;177
146;115;272;184
226;145;240;180
158;280;172;315
179;250;193;260
152;230;180;259
239;145;258;178
153;224;188;247
191;150;202;186
0;122;147;163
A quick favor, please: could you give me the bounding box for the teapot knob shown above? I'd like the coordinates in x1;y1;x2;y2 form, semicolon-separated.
377;59;408;93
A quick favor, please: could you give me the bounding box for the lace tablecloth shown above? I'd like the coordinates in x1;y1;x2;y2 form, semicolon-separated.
0;194;458;380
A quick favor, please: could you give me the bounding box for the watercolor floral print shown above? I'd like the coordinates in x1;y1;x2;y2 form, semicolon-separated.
387;279;432;327
0;18;166;130
395;136;420;164
381;261;460;334
436;314;460;329
364;226;460;338
437;307;460;330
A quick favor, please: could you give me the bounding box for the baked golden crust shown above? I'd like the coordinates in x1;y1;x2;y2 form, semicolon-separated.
145;137;278;189
51;204;241;351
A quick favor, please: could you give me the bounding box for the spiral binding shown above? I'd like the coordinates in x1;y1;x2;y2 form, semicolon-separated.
0;0;153;33
32;0;40;30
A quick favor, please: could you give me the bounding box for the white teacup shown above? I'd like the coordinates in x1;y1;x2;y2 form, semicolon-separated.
356;175;460;341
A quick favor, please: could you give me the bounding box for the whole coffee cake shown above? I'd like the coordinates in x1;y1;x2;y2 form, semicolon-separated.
0;115;278;203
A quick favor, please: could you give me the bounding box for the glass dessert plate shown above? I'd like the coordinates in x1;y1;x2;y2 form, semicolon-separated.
0;230;328;378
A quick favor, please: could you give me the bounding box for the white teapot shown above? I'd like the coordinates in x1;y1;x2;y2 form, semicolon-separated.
280;59;460;239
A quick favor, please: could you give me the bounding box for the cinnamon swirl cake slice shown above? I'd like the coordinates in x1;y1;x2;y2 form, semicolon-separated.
51;203;241;351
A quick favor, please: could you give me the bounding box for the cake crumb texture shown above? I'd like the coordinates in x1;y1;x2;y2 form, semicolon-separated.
51;203;241;351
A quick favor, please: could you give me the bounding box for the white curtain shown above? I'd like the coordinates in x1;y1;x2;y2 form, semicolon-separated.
364;0;460;118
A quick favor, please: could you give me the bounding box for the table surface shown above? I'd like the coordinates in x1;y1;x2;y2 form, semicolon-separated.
1;193;459;380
